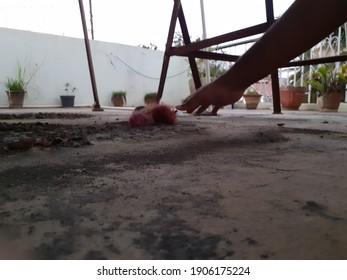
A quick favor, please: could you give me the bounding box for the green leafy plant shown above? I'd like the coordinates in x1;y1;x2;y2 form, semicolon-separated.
307;64;347;96
5;78;25;92
112;90;127;102
112;90;126;98
64;82;77;95
5;63;30;92
144;92;157;101
244;86;261;95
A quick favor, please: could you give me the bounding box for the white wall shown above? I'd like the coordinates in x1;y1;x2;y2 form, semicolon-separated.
0;28;190;108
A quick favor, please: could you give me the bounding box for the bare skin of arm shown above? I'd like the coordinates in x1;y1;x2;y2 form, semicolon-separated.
176;0;347;115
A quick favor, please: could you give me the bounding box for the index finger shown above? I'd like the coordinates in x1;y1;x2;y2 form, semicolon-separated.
175;91;204;113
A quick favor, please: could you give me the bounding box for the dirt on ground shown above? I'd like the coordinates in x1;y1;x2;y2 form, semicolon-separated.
0;108;346;260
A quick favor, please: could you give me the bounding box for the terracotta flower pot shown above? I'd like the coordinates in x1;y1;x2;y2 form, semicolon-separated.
243;94;261;109
111;96;126;107
280;86;306;110
317;92;342;112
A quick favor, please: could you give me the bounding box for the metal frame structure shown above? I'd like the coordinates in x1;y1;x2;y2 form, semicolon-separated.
157;0;347;114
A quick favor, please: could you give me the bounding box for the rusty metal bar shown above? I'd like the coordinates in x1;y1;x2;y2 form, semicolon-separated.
177;1;201;90
265;0;275;24
89;0;95;40
215;37;260;50
171;50;347;68
285;55;347;67
266;0;281;114
271;70;281;114
168;22;272;57
176;50;240;62
78;0;103;111
157;0;182;102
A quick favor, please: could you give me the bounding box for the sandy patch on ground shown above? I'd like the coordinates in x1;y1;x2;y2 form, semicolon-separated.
0;108;346;259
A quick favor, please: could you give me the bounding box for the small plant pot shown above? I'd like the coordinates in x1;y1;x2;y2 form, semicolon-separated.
280;86;306;110
317;92;342;112
243;94;261;109
145;99;158;106
6;91;26;108
111;96;126;107
144;97;158;106
60;95;75;107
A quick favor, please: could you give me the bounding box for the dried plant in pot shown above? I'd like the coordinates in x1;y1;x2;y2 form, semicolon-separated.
111;90;127;107
243;86;262;109
307;65;346;112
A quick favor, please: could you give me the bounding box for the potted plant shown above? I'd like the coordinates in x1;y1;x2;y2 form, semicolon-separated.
61;82;77;107
111;90;127;107
243;86;262;109
144;92;158;106
280;85;306;110
4;63;29;108
307;64;346;112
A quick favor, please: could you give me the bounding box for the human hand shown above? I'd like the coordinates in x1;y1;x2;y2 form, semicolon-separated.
176;80;244;115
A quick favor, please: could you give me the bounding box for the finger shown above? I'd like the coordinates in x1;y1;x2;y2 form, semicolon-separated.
194;105;210;116
175;104;188;111
176;101;199;114
211;105;221;116
176;88;206;113
175;104;195;114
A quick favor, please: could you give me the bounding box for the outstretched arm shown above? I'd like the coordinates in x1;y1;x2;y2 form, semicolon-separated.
177;0;347;115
